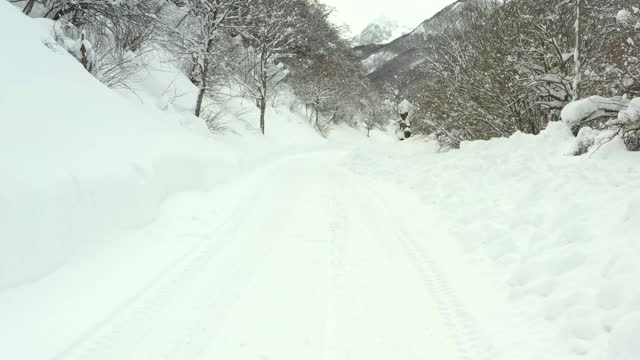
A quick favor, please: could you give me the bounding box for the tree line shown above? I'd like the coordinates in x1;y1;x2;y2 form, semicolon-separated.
17;0;389;135
391;0;640;151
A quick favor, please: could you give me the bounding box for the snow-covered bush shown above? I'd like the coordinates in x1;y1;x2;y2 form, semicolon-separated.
560;96;628;132
573;126;619;155
562;97;640;153
53;23;96;72
26;0;163;88
611;98;640;150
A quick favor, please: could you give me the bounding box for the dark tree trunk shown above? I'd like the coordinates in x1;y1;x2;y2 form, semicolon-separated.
260;72;268;134
195;82;206;117
260;96;267;135
194;62;207;117
23;0;36;15
195;38;215;118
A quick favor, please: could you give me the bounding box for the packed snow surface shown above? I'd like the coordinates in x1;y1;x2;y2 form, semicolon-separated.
2;3;640;360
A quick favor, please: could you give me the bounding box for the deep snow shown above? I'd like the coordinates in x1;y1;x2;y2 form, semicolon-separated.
1;2;640;360
349;125;640;360
0;0;336;288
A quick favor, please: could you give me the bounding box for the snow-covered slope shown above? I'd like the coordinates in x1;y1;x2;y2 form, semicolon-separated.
0;1;329;288
352;16;413;46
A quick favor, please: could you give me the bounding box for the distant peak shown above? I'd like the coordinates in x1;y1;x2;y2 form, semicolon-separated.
353;16;413;46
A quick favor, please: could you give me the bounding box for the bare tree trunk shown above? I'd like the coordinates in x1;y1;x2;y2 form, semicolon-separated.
573;0;584;100
260;69;268;135
259;95;267;135
194;61;208;117
195;38;215;118
195;81;206;117
23;0;36;15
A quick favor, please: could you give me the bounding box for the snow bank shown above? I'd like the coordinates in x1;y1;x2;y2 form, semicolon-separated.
0;2;330;288
0;2;228;287
347;121;640;360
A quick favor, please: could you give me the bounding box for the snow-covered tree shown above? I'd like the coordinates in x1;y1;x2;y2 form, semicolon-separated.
163;0;245;117
236;0;306;134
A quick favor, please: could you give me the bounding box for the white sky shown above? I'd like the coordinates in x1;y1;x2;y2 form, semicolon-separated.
320;0;458;36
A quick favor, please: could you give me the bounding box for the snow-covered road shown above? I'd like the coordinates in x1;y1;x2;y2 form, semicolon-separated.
1;149;505;360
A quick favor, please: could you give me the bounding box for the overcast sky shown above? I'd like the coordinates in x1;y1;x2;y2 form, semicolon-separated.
320;0;457;36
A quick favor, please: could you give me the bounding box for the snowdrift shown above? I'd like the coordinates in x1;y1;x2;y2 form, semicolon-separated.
0;2;331;288
349;124;640;360
0;2;228;287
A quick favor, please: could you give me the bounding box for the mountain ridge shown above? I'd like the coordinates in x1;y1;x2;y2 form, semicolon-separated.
355;1;467;86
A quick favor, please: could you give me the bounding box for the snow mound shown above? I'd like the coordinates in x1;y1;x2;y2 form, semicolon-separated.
609;313;640;360
347;117;640;360
460;121;575;155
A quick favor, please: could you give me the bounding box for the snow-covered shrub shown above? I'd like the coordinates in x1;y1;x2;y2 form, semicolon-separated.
610;98;640;150
562;97;640;153
573;126;619;155
36;0;163;88
53;22;96;72
202;109;228;134
560;96;628;133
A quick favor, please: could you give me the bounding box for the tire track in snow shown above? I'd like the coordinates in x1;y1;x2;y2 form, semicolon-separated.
324;181;349;360
51;169;288;360
362;181;501;360
399;230;498;360
51;210;248;360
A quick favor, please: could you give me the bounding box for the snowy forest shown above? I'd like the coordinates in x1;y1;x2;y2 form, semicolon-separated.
401;0;640;152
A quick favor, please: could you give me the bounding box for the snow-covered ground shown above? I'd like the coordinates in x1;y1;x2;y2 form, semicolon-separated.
0;0;332;288
1;2;639;360
349;126;640;360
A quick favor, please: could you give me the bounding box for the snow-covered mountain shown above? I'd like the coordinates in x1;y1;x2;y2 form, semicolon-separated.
355;1;466;83
352;16;413;46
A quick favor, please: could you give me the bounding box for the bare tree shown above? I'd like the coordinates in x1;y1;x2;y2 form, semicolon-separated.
237;0;305;134
162;0;244;117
